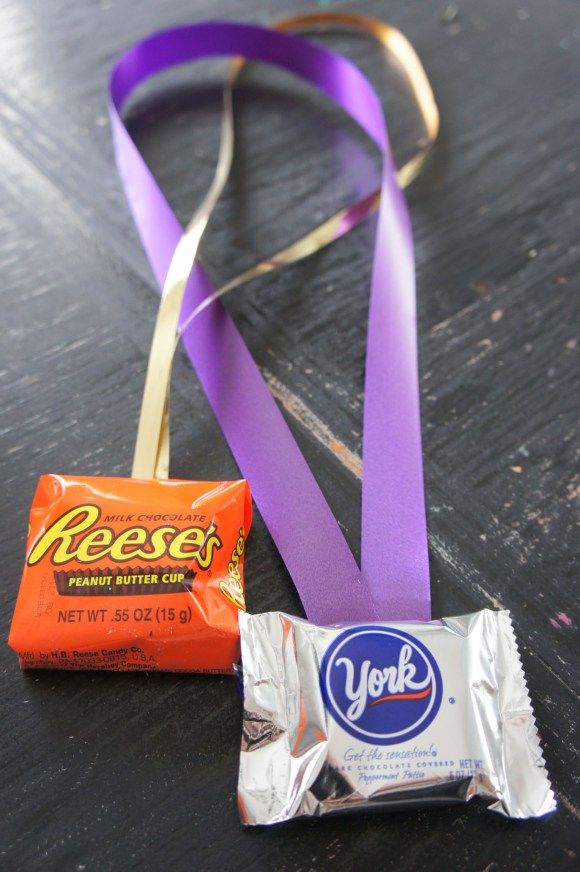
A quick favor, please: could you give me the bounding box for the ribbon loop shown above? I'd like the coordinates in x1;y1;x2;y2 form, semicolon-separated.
110;18;436;623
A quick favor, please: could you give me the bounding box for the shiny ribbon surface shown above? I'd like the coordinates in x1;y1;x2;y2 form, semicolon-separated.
165;12;439;472
109;19;436;623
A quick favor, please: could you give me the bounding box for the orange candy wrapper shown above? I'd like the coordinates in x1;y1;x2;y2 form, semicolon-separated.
8;474;252;673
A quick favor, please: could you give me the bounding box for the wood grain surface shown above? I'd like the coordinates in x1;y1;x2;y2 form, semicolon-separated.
0;1;578;869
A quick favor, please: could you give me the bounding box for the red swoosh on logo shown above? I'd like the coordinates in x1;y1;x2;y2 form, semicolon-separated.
368;685;432;706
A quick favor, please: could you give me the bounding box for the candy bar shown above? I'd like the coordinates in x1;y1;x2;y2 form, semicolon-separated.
9;474;251;672
238;610;555;822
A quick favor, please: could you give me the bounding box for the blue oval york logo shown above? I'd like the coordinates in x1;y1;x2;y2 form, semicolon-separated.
320;626;442;745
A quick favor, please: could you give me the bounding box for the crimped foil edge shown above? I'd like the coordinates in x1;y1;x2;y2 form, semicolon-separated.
492;610;557;818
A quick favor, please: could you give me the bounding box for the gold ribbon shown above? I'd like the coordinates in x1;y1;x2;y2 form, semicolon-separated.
131;12;439;481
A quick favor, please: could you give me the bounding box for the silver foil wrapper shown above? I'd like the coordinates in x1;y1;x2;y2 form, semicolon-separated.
238;610;555;824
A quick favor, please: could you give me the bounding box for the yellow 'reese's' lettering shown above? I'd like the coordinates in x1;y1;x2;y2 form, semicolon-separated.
169;526;205;558
28;505;100;565
219;527;246;609
27;504;222;569
191;525;221;569
108;526;147;560
75;528;114;562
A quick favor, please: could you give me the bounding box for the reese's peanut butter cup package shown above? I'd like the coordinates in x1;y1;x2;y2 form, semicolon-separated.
8;474;251;673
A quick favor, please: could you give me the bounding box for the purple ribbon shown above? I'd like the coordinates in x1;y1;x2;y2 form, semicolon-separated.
109;21;430;624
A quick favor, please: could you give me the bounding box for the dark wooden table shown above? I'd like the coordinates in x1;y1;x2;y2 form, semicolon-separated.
1;1;578;869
